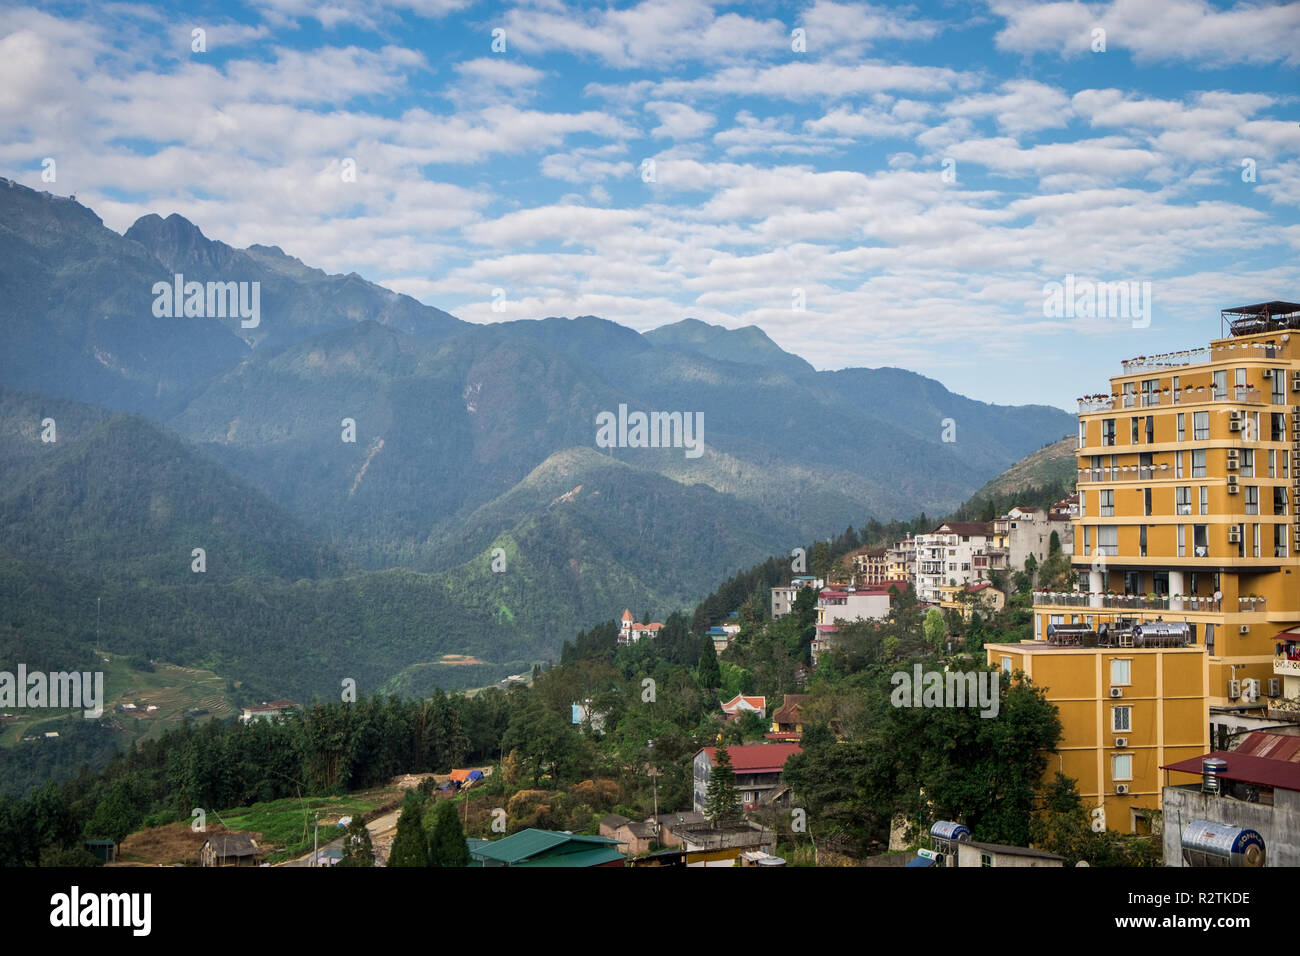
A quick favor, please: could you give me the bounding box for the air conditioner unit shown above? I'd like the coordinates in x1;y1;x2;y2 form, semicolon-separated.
1226;459;1239;471
1269;678;1282;697
1244;679;1260;702
1228;529;1241;543
1239;625;1250;634
1115;784;1130;795
1262;368;1274;379
1227;449;1240;460
1109;688;1124;698
1228;679;1242;699
1114;737;1128;749
1227;482;1240;496
1229;420;1242;432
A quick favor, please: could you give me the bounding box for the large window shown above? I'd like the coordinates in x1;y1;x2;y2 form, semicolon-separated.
1144;487;1152;516
1213;369;1227;400
1097;525;1118;556
1176;413;1185;442
1102;418;1116;446
1176;486;1191;515
1113;754;1133;781
1200;485;1209;515
1245;485;1259;515
1192;450;1206;478
1100;489;1115;517
1241;449;1254;477
1131;417;1140;444
1194;524;1209;557
1193;411;1209;440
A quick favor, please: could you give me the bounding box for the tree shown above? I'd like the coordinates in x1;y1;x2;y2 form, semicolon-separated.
922;607;945;649
84;780;140;848
388;792;429;867
697;641;721;691
428;800;471;867
704;744;739;825
338;817;374;867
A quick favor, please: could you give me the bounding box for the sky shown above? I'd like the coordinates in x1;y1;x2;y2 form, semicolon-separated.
2;0;1298;411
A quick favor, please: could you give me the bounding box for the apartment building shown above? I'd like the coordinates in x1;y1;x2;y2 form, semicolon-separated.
989;506;1075;576
770;576;823;619
1015;300;1300;830
914;521;994;603
886;537;916;583
849;546;890;585
985;628;1208;835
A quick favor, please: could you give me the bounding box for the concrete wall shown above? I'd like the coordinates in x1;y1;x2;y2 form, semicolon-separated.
1162;786;1300;867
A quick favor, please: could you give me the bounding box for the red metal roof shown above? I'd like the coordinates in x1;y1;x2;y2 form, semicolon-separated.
699;743;803;773
1235;732;1300;763
1162;750;1300;792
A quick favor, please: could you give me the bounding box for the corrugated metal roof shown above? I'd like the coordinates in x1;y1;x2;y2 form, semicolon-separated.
699;743;802;773
1162;750;1300;791
1235;732;1300;763
472;829;623;864
514;846;626;868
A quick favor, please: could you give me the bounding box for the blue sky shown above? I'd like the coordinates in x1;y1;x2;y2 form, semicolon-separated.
2;0;1298;410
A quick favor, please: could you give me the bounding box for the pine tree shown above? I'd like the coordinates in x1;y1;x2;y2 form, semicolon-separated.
697;640;721;690
705;744;739;825
388;792;429;867
338;817;374;867
428;800;471;867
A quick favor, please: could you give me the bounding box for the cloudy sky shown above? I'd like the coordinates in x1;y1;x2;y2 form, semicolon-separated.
3;0;1298;410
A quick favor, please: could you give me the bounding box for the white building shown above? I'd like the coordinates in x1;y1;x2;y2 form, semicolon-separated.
914;521;995;604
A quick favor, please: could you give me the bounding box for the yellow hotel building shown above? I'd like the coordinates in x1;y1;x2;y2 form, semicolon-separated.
988;301;1300;833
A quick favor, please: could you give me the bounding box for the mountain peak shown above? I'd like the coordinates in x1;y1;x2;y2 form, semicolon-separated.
644;318;814;377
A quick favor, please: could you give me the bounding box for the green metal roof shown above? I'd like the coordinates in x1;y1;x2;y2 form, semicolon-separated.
471;829;624;865
514;846;626;868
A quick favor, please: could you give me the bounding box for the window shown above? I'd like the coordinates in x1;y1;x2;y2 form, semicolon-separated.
1124;571;1141;594
1193;524;1209;557
1111;659;1130;687
1100;489;1114;516
1275;524;1288;559
1176;451;1184;479
1131;417;1140;444
1102;418;1116;446
1253;523;1260;558
1200;485;1209;515
980;852;993;868
1176;486;1191;515
1083;525;1091;553
1097;525;1118;556
1001;656;1012;675
1113;754;1132;781
1172;375;1180;404
1269;449;1277;478
1193;411;1209;440
1273;373;1286;406
1139;524;1147;557
1177;524;1186;557
1192;450;1206;478
1079;420;1086;450
1213;369;1227;400
1144;487;1152;516
1245;485;1259;515
1113;705;1132;732
1176;413;1185;442
1146;416;1154;444
1241;449;1254;477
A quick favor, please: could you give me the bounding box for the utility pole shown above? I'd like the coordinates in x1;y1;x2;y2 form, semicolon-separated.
313;813;319;867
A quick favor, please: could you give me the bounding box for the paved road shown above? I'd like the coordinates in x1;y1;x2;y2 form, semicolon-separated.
280;808;401;867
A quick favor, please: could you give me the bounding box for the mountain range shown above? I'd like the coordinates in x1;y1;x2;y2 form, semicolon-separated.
0;177;1074;698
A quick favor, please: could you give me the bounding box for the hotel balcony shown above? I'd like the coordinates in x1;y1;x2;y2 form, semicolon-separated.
1034;591;1222;613
1078;385;1264;414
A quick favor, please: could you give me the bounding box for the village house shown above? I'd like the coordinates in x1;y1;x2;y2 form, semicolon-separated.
720;694;765;720
201;832;263;867
692;742;803;813
239;698;299;724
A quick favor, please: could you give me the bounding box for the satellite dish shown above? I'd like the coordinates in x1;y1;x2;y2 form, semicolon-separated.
1213;591;1223;602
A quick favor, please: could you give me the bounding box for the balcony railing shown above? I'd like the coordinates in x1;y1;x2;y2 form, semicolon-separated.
1078;465;1163;483
1120;348;1209;372
1079;385;1266;416
1034;591;1222;612
1239;596;1268;613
